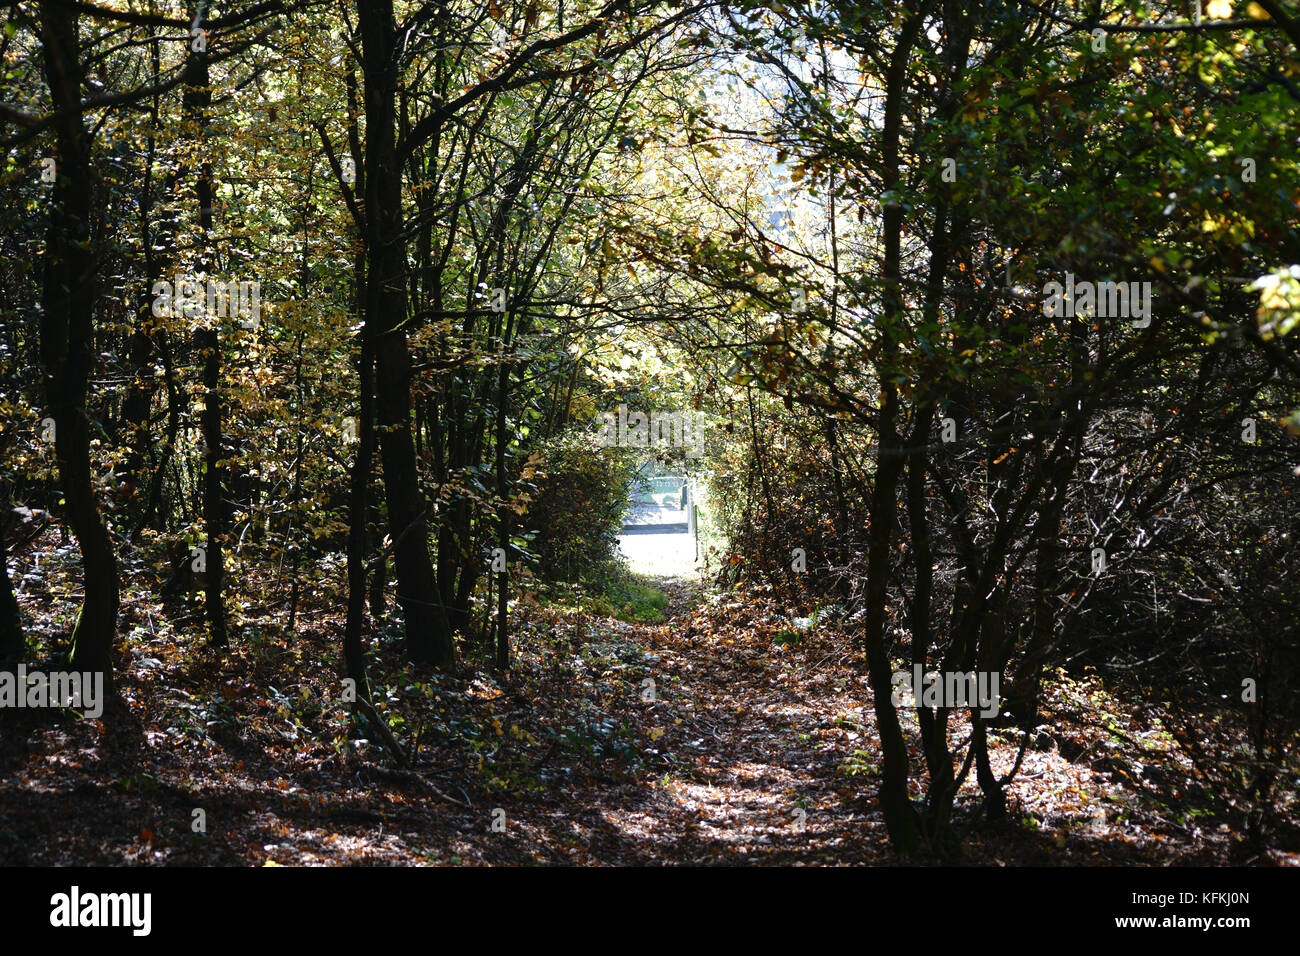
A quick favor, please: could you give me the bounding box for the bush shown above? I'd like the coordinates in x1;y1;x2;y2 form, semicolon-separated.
523;431;635;582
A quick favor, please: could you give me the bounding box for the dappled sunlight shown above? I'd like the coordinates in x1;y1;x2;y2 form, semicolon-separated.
1;0;1296;890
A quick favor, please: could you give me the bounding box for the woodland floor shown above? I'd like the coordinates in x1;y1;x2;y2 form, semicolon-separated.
1;531;1295;865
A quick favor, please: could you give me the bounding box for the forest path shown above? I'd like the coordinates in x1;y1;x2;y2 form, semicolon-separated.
0;549;896;865
1;530;1221;866
528;579;893;863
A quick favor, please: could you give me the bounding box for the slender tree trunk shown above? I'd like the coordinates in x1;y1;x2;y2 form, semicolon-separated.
185;7;227;647
494;359;510;671
359;0;453;667
862;390;921;853
122;35;164;522
859;10;925;855
287;330;305;633
344;247;375;703
39;0;120;683
822;420;852;601
908;399;961;853
0;466;23;665
137;328;181;535
903;0;977;853
338;59;381;695
367;495;387;619
910;134;961;857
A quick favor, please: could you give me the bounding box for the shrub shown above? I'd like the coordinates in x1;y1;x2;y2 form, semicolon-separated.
523;431;635;582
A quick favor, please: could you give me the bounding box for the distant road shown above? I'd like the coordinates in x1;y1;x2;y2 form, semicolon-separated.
621;500;687;533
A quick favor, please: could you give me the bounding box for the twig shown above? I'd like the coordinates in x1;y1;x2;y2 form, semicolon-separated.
377;767;473;809
352;695;408;768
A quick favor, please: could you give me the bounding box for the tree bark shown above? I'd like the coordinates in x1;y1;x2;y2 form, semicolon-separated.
0;463;23;665
185;5;228;647
120;36;162;516
344;251;375;702
858;10;926;855
39;0;120;682
359;0;453;667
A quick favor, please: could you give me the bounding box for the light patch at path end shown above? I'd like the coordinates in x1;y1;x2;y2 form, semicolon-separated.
618;531;698;578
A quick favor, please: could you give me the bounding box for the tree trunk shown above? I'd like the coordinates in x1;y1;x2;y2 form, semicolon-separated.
494;360;510;671
859;10;925;855
39;0;120;682
185;7;228;647
359;0;453;667
908;399;960;854
344;247;375;703
121;35;163;520
0;468;23;665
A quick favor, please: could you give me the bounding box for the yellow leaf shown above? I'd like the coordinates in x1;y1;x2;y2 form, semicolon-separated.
1246;2;1271;18
1206;0;1233;19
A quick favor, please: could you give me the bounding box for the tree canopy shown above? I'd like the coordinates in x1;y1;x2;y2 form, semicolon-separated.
0;0;1298;872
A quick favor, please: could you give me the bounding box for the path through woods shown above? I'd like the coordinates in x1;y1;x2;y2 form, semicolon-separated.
0;551;1252;865
3;0;1298;871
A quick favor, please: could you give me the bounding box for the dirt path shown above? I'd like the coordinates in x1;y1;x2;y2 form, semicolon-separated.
1;555;1248;865
503;580;1237;865
516;580;893;864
